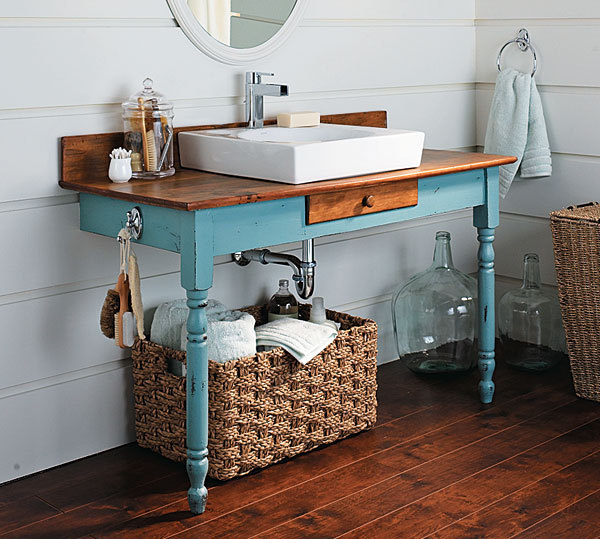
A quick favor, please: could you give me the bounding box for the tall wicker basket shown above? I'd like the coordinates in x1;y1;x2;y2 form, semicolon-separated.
131;304;378;481
550;202;600;402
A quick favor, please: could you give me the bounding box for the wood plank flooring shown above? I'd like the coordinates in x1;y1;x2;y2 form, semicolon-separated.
1;355;599;539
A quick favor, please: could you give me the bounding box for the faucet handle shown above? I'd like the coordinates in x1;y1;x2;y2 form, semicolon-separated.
246;71;274;84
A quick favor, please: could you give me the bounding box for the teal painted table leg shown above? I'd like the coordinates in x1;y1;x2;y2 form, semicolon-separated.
473;167;499;404
185;289;210;514
476;228;496;403
180;210;214;514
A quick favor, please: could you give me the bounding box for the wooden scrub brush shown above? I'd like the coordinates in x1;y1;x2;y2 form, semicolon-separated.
99;228;138;347
100;288;121;339
115;272;135;348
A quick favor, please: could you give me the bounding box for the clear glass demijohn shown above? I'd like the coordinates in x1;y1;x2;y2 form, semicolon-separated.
391;231;478;374
498;253;567;372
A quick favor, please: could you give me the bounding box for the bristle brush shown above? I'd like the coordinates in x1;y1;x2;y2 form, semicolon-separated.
138;96;150;172
145;130;157;172
114;229;135;348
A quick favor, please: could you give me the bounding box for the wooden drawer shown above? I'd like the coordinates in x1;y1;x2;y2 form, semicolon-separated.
306;179;418;224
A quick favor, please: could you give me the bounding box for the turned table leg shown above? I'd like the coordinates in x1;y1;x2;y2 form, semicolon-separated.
185;288;210;514
473;167;499;404
476;227;496;404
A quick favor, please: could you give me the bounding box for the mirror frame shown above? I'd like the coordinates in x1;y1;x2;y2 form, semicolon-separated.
166;0;308;65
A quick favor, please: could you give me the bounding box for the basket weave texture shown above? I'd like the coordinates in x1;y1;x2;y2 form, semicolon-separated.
131;304;378;480
550;203;600;402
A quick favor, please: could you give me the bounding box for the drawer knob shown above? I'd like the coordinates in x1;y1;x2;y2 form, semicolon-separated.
363;195;375;208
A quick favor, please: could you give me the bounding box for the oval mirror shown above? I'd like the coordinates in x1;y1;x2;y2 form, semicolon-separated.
167;0;308;65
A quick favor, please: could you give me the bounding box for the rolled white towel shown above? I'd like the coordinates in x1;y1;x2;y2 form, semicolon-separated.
150;299;188;350
255;318;338;365
151;299;229;350
181;308;257;363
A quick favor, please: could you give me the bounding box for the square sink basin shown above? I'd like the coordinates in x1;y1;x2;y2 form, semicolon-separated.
178;124;425;184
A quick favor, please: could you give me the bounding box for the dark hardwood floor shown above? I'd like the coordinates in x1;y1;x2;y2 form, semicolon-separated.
2;354;600;539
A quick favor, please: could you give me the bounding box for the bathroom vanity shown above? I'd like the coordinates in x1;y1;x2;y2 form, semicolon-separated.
60;111;516;515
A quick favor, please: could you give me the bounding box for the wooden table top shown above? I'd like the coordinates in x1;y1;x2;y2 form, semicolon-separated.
59;149;516;211
59;111;516;211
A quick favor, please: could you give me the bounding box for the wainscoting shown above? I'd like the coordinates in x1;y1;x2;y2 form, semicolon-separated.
1;0;478;483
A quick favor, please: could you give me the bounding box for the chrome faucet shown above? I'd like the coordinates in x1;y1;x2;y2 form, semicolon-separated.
245;71;288;129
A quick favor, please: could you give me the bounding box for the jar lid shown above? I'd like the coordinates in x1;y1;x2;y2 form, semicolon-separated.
122;77;173;111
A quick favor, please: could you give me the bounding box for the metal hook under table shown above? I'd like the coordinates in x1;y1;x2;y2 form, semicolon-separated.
497;28;537;77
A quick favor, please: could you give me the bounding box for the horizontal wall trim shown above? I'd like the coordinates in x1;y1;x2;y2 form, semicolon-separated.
476;82;600;95
0;358;131;400
495;272;557;290
302;19;473;27
235;15;283;26
0;17;475;29
475;144;600;162
334;293;391;313
476;18;600;26
0;17;178;28
0;83;475;121
0;194;79;214
0;209;471;306
500;211;550;224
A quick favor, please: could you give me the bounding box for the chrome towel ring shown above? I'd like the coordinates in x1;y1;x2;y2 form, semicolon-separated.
497;28;537;77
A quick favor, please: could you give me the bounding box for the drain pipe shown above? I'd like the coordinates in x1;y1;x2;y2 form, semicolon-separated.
233;239;316;299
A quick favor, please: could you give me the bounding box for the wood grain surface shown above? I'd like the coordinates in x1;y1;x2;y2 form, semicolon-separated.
60;111;516;211
306;178;418;224
2;357;599;539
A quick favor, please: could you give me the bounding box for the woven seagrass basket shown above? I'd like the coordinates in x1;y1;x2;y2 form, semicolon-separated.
131;304;378;480
550;202;600;402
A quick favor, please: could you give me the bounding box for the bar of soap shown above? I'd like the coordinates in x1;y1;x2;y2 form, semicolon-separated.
277;112;320;128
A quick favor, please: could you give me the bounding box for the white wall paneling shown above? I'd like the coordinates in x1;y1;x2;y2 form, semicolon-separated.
2;88;474;203
475;23;600;87
0;366;136;484
2;0;480;483
1;210;474;396
476;0;600;23
2;26;475;109
475;1;599;286
493;213;557;285
500;154;600;218
304;0;475;21
1;0;174;19
476;86;600;157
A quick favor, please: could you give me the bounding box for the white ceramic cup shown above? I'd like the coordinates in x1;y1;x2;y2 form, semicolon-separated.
109;157;133;183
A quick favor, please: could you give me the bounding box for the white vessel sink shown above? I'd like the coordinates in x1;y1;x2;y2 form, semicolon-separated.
179;124;425;184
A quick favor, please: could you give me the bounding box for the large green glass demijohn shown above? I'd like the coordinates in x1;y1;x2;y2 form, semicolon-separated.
391;231;478;374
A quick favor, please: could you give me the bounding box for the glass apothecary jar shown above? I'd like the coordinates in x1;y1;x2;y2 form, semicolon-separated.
498;253;567;372
122;78;175;179
391;231;478;374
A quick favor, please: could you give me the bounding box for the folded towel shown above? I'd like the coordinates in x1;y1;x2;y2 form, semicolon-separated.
255;318;338;365
521;81;552;178
181;308;257;364
484;68;551;198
